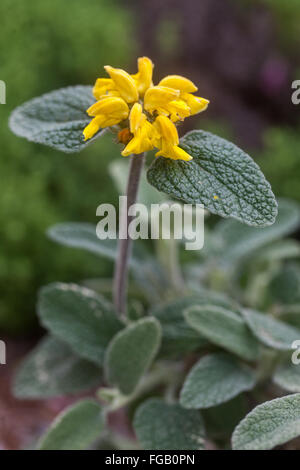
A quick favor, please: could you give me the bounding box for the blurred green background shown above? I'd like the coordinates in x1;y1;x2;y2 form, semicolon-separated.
0;0;299;334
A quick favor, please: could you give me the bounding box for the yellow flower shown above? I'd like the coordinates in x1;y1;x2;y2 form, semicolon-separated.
83;97;129;141
132;57;154;96
143;86;182;119
181;92;209;115
121;103;158;156
104;66;139;103
83;57;209;161
158;75;198;93
154;115;192;161
93;78;116;100
158;75;209;120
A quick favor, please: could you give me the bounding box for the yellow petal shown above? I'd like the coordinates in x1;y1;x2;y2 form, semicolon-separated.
144;86;180;113
143;120;160;144
167;100;191;121
158;75;198;93
93;88;108;100
94;78;114;88
83;117;101;141
129;102;145;134
121;136;141;156
155;144;192;161
122;117;158;156
134;56;154;95
104;65;138;103
83;97;129;141
139;120;159;147
86;97;129;118
170;145;193;161
99;116;125;127
121;137;138;156
181;93;209;115
121;133;154;156
154;115;179;146
93;78;115;99
94;89;123;100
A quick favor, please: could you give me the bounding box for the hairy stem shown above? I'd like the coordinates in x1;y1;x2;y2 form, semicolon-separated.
113;153;145;317
156;237;184;290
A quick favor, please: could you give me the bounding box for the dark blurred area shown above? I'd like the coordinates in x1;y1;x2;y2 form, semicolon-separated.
0;0;299;449
134;0;299;145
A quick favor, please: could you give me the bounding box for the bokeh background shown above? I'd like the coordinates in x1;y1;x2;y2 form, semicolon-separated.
0;0;299;449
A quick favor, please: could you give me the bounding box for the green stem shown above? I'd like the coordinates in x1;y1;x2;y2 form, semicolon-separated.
256;348;281;384
98;362;180;412
113;153;145;317
156;237;184;290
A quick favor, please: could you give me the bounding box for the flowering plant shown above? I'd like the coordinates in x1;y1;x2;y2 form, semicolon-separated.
83;57;208;161
9;58;300;452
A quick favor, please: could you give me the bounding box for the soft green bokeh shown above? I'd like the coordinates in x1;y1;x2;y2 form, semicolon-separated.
262;0;300;51
257;125;300;204
0;0;136;333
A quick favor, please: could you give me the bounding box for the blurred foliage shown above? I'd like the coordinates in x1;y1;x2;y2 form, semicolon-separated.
262;0;300;51
239;0;300;51
0;0;135;333
195;118;234;143
257;125;300;203
156;16;181;59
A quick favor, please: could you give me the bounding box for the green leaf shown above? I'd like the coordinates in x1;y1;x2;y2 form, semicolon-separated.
48;224;158;302
150;297;210;356
48;222;118;261
13;336;101;399
202;395;248;440
180;353;256;409
82;277;148;304
242;308;300;351
273;361;300;393
278;305;300;329
269;263;300;305
38;399;104;450
147;130;277;227
184;305;260;361
131;258;170;302
232;393;300;450
133;399;205;450
9;86;103;153
105;318;161;395
38;283;123;365
48;222;144;269
214;199;300;263
151;293;239;356
254;239;300;264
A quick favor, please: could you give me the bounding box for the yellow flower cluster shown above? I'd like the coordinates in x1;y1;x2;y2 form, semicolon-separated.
83;57;209;161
